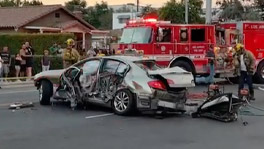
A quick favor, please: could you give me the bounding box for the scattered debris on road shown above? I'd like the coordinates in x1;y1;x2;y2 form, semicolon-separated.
9;102;34;110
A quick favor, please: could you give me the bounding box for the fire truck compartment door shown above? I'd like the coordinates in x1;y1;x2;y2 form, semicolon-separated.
154;27;174;62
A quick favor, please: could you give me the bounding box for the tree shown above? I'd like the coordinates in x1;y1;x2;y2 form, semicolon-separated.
0;0;17;7
83;1;113;29
65;0;87;11
220;0;244;20
115;5;131;13
141;5;158;16
22;0;42;6
217;0;261;21
159;0;204;24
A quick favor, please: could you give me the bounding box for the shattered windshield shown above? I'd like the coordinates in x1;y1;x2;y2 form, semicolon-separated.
120;27;152;44
134;60;160;71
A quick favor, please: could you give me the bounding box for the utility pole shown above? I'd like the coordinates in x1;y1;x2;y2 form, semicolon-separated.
205;0;212;24
137;0;139;12
185;0;189;24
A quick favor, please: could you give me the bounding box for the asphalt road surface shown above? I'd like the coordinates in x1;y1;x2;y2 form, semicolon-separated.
1;85;264;149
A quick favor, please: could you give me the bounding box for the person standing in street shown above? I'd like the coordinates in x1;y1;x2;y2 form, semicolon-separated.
87;47;96;58
0;46;11;81
206;44;216;84
41;50;50;72
63;39;80;68
15;53;22;79
19;44;27;77
195;45;215;84
25;42;34;79
96;49;105;57
233;43;256;100
0;55;3;89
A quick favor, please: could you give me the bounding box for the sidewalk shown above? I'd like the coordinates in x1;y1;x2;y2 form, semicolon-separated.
1;80;34;88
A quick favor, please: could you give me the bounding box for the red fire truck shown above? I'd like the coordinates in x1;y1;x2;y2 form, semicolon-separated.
216;21;264;83
118;18;264;83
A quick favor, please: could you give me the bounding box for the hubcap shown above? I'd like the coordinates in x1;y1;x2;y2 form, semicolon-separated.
261;68;264;79
39;85;43;101
114;92;129;113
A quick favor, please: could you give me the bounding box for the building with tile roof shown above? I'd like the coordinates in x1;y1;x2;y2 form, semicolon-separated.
0;5;96;50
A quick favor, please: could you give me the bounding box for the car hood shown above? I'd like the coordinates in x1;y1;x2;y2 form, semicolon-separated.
148;67;195;88
34;69;65;80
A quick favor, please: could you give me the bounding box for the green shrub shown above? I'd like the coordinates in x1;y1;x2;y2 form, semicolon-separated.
0;33;74;55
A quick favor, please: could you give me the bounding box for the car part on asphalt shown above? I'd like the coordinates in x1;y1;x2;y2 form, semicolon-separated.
192;93;243;122
9;102;34;110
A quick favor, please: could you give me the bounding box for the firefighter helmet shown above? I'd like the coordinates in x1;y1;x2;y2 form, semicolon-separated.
66;38;75;46
235;43;244;52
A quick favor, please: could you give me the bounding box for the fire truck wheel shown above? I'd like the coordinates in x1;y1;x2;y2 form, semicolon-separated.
256;62;264;83
171;61;193;73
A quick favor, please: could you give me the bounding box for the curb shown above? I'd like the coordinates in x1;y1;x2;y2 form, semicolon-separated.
1;81;34;87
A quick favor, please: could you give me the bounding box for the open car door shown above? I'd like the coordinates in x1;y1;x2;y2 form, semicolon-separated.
97;59;129;102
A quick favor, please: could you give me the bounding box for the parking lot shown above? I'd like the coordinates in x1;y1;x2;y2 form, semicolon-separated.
1;85;264;149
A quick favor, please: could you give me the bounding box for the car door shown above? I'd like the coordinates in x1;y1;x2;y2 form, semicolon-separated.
56;66;81;99
78;59;101;97
57;59;101;100
97;59;129;102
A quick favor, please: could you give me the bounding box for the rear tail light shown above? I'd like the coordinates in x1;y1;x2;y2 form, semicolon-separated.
167;79;174;85
148;80;166;91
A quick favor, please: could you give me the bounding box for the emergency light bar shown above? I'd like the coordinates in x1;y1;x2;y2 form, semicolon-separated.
128;18;171;24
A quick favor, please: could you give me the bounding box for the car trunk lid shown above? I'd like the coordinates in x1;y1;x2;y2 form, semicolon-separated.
148;67;195;88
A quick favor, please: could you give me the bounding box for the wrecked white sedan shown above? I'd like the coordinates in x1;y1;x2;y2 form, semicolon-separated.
34;56;195;115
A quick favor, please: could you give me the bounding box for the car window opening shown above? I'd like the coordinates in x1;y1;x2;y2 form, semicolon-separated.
120;27;152;44
191;28;205;42
157;27;171;42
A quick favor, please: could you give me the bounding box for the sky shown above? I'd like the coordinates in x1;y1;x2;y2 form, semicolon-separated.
42;0;217;8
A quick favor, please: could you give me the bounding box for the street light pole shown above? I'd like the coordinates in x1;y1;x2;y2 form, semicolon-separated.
206;0;212;24
185;0;189;24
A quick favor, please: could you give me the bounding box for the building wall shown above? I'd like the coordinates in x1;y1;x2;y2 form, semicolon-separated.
112;12;140;30
0;29;16;33
27;9;76;27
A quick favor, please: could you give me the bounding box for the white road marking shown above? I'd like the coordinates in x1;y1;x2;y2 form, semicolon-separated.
0;90;37;95
85;113;114;119
258;87;264;91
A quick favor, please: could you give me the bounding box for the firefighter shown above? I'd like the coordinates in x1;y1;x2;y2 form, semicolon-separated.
233;43;256;100
63;39;80;68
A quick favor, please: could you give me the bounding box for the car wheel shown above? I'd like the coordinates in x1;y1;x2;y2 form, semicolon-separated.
256;62;264;83
112;90;135;116
39;80;52;105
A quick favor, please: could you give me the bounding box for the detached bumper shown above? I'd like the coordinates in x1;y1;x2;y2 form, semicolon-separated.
137;90;186;111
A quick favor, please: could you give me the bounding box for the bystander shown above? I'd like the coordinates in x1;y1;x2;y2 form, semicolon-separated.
15;53;22;79
0;46;11;80
41;50;50;71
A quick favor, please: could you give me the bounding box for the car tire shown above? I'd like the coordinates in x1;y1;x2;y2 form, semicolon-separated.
112;89;135;116
171;61;194;73
39;80;52;105
256;62;264;84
